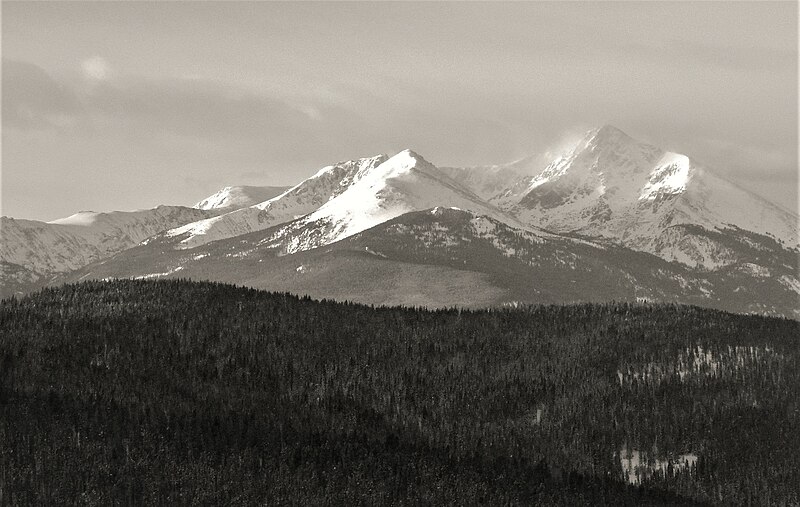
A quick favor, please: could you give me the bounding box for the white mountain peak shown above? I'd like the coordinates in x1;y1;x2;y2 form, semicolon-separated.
373;149;432;175
518;125;661;208
588;124;634;144
397;148;424;158
250;149;525;255
501;125;798;266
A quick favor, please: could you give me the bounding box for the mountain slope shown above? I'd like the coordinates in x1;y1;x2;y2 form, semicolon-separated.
501;125;799;268
164;150;525;253
0;206;217;297
58;207;799;318
164;155;390;249
257;150;530;255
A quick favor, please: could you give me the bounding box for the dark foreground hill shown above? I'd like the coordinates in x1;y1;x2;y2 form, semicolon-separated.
1;280;798;505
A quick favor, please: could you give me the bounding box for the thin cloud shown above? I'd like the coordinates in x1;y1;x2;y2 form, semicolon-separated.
2;59;83;129
81;56;111;81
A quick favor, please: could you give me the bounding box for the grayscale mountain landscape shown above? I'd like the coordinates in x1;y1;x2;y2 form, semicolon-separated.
2;2;798;505
3;125;798;317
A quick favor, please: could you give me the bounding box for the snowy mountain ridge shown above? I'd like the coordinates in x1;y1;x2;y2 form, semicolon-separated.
495;125;798;268
57;204;800;318
3;125;797;316
0;206;218;293
164;154;391;249
241;149;534;256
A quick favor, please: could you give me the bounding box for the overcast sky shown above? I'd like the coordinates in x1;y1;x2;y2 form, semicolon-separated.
3;1;797;221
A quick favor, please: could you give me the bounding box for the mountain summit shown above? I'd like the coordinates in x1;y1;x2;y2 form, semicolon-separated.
495;125;797;267
236;148;522;255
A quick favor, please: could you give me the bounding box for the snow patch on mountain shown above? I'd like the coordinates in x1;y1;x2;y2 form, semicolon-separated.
737;263;770;277
134;266;184;279
364;247;388;258
779;275;800;294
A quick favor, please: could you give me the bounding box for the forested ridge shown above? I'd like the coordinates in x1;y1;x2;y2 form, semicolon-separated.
1;280;798;505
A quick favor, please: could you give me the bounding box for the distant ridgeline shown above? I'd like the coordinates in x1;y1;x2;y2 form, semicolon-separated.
5;126;799;319
1;280;798;504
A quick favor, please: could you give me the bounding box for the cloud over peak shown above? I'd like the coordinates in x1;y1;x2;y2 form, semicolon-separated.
81;56;111;81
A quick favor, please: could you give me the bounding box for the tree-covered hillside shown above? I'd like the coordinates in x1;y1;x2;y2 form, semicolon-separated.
1;280;798;504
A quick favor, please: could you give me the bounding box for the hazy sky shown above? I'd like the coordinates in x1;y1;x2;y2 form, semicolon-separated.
3;1;797;221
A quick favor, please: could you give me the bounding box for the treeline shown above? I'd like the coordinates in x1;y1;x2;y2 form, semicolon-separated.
1;279;797;504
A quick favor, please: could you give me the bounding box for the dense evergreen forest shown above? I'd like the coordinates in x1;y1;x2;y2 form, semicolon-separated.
1;280;798;505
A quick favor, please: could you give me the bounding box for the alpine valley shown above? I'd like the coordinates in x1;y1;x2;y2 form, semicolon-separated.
2;126;798;318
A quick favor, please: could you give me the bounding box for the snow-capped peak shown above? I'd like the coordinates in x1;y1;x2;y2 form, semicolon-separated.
252;149;525;255
588;124;635;145
398;148;424;159
497;124;798;267
517;125;669;206
355;149;437;182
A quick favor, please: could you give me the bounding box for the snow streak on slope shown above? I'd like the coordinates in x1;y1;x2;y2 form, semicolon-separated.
193;186;290;211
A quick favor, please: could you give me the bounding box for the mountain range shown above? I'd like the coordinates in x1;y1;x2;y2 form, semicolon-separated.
2;125;798;317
